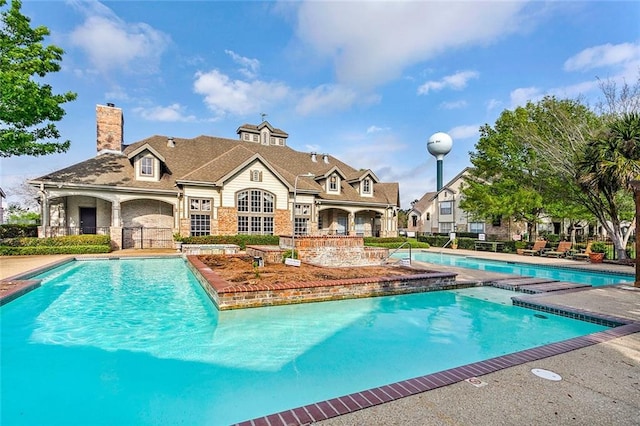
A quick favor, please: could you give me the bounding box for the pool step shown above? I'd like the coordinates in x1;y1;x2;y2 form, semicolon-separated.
491;277;557;291
519;281;592;294
491;278;591;294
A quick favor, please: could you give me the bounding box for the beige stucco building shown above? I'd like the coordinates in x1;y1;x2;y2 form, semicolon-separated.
29;104;400;249
407;168;518;239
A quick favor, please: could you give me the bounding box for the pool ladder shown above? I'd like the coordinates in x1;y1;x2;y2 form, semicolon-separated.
383;241;412;266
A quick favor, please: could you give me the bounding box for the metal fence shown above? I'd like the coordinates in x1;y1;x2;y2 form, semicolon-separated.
122;227;173;249
602;240;636;262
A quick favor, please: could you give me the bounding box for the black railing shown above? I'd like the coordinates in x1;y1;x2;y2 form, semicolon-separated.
122;227;173;249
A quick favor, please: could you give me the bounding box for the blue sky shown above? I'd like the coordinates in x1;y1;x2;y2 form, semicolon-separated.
2;0;639;209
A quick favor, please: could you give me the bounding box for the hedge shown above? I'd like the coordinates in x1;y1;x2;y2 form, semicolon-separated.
364;237;430;249
0;224;38;238
2;234;111;247
180;234;280;250
0;234;112;256
0;245;112;256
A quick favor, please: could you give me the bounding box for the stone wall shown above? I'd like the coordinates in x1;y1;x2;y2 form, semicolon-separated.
246;245;287;264
217;207;236;234
280;235;389;267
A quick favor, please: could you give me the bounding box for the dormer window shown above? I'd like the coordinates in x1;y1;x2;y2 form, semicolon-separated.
253;134;259;142
362;178;371;195
328;175;339;193
136;154;158;181
140;156;153;176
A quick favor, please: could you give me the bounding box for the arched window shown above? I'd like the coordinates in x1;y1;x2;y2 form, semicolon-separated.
237;189;274;235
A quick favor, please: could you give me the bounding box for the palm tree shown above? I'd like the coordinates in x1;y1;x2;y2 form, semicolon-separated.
578;112;640;260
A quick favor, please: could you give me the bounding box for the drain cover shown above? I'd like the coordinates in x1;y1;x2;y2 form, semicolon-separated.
531;368;562;381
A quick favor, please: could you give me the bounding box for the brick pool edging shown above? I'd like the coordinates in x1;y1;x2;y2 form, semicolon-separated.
185;255;462;310
235;319;640;426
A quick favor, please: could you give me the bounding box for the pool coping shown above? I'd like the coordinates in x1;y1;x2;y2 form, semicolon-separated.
406;249;636;278
235;295;640;426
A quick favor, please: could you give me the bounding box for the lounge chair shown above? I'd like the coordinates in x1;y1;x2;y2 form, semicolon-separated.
542;241;572;258
570;242;592;261
521;240;547;256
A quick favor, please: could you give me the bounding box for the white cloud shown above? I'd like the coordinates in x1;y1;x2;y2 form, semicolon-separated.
564;42;640;72
548;80;599;99
304;144;321;152
448;125;480;140
193;69;290;117
440;100;468;110
486;99;503;112
104;86;131;102
69;3;170;74
331;132;410;180
225;50;261;79
510;87;542;108
295;84;358;115
133;104;196;122
366;125;390;134
294;2;529;88
418;71;479;95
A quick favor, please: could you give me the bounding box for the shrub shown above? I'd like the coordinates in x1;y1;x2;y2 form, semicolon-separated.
181;234;280;249
364;237;430;249
0;234;111;255
0;224;38;238
590;241;607;253
0;245;111;255
2;234;111;247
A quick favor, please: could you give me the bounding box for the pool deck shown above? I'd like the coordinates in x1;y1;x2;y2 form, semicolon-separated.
1;248;638;425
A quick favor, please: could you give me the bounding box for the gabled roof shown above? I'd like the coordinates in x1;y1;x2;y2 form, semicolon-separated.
316;165;347;180
410;167;472;212
346;169;379;184
30;132;399;206
127;143;166;163
236;121;288;138
410;191;437;214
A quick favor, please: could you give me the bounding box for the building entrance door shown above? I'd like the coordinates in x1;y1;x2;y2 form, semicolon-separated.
79;207;97;234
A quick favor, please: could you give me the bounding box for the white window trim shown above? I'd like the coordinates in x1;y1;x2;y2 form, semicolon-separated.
328;175;340;193
361;178;372;196
136;154;158;181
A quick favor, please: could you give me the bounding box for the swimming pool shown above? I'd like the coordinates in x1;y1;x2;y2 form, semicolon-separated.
1;257;610;425
397;251;634;286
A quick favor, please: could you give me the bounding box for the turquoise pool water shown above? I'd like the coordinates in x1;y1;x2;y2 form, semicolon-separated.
399;251;634;286
1;258;608;425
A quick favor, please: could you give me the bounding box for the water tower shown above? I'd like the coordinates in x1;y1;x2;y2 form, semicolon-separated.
427;132;453;191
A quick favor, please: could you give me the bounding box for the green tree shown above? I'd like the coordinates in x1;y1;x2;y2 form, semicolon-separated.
460;108;547;241
576;112;639;259
0;0;76;157
6;202;39;224
519;80;639;260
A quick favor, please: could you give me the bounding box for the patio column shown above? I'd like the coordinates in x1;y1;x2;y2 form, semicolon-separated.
38;187;49;237
109;200;122;251
631;180;640;288
111;200;121;227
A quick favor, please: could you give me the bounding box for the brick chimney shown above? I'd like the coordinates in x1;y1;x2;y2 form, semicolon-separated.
96;103;123;153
